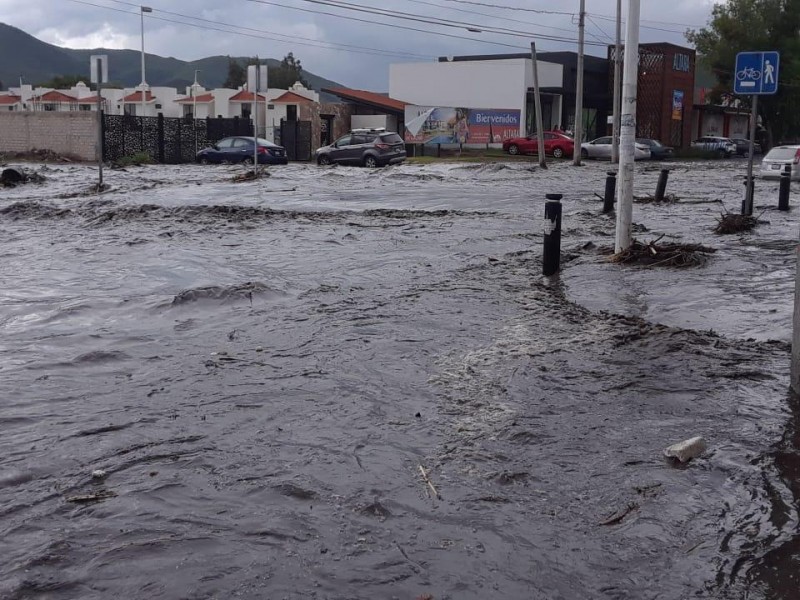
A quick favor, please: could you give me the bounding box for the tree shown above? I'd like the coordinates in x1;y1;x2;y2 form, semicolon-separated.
35;74;88;89
223;57;246;89
269;53;308;89
687;0;800;145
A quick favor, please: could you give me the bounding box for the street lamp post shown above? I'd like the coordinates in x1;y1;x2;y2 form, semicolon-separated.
140;6;152;118
193;69;201;154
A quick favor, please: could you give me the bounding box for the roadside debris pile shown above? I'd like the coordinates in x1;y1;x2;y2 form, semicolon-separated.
1;167;46;187
608;235;716;267
231;169;270;183
714;212;761;234
0;149;78;163
634;193;680;204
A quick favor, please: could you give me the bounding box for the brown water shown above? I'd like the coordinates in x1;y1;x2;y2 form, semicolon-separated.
1;159;798;599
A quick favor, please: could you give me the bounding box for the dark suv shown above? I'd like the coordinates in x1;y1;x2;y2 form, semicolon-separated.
315;129;407;167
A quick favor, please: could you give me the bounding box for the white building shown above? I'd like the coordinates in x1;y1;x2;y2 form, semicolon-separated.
390;56;565;136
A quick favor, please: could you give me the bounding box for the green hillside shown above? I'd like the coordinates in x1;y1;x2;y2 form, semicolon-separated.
0;23;344;101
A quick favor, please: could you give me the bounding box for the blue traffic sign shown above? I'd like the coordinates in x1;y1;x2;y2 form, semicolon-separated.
734;51;780;95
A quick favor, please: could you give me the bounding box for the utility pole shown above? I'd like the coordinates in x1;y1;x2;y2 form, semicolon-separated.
614;0;640;253
530;42;547;169
611;0;622;164
573;0;586;166
140;6;152;118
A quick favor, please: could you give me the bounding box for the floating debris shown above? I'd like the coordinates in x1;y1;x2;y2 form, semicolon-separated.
714;212;762;234
608;236;716;268
66;489;117;504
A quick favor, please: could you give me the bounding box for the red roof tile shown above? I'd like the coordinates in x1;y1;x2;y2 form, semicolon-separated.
122;91;156;103
76;95;105;104
272;91;314;104
34;90;77;102
323;88;407;112
229;90;268;102
0;95;21;105
175;93;215;104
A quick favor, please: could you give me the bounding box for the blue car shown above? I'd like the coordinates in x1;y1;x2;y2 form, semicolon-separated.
196;136;288;165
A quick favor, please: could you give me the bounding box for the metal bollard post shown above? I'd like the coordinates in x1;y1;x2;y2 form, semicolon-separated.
742;176;755;216
603;171;616;213
543;193;563;276
779;167;791;211
654;168;670;202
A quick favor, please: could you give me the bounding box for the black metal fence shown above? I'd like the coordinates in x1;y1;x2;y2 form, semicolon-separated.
103;114;253;164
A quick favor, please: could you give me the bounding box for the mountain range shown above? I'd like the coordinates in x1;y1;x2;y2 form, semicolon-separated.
0;23;344;101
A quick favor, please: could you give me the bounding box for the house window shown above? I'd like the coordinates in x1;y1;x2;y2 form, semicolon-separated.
124;104;137;116
183;105;194;118
43;103;56;111
241;103;252;119
268;104;275;109
155;103;162;109
7;106;15;111
79;104;92;111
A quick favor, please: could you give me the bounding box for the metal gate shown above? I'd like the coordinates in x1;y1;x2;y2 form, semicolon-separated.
103;114;252;164
279;120;312;161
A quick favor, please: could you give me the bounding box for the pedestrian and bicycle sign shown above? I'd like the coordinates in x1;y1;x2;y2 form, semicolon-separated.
734;51;779;95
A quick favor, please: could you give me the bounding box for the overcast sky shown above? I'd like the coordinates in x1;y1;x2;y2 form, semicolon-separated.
0;0;719;89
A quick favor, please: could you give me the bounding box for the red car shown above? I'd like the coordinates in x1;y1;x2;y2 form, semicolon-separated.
502;131;575;158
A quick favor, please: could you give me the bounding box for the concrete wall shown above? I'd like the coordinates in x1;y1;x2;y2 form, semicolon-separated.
0;111;97;160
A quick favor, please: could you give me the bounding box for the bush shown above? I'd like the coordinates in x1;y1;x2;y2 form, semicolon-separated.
112;152;154;168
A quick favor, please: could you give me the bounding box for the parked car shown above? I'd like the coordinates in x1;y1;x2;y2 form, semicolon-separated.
730;137;763;156
580;136;651;161
502;131;575;158
690;136;737;158
636;138;674;160
759;145;800;180
196;136;288;165
315;129;407;167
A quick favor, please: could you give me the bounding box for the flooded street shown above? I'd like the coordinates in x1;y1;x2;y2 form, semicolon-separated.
1;158;799;599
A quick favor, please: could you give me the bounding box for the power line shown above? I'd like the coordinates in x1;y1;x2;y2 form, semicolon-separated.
245;0;609;47
586;15;614;44
64;0;436;60
436;0;574;16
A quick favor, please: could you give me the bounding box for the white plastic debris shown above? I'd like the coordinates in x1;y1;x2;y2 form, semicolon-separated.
91;469;107;479
664;437;707;463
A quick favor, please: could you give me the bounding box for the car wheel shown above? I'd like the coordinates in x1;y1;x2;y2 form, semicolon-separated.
716;149;726;159
580;148;589;159
199;157;209;165
553;147;564;159
363;155;379;168
507;144;520;155
243;157;254;165
318;154;332;166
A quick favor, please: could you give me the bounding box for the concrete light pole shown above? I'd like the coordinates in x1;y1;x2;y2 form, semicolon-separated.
573;0;586;166
193;69;201;154
615;0;640;253
140;6;152;118
611;0;622;164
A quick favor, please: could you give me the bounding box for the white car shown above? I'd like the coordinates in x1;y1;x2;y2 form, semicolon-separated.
759;145;800;180
580;136;651;161
690;136;737;157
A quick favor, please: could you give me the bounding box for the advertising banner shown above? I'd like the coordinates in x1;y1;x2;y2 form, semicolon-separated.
405;106;521;144
671;90;684;121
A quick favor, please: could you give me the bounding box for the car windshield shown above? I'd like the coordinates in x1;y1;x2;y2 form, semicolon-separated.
765;147;799;160
380;133;404;144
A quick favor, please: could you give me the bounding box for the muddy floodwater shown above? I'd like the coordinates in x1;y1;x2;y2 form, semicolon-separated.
1;159;799;599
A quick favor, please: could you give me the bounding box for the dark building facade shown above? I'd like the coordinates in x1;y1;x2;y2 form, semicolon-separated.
610;42;697;148
537;51;612;141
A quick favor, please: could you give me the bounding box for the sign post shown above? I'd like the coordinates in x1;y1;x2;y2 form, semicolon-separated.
90;55;108;189
734;51;779;215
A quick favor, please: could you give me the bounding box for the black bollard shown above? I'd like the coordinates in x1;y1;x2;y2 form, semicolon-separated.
543;193;563;276
603;171;616;213
779;167;791;211
654;168;670;202
742;176;755;216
